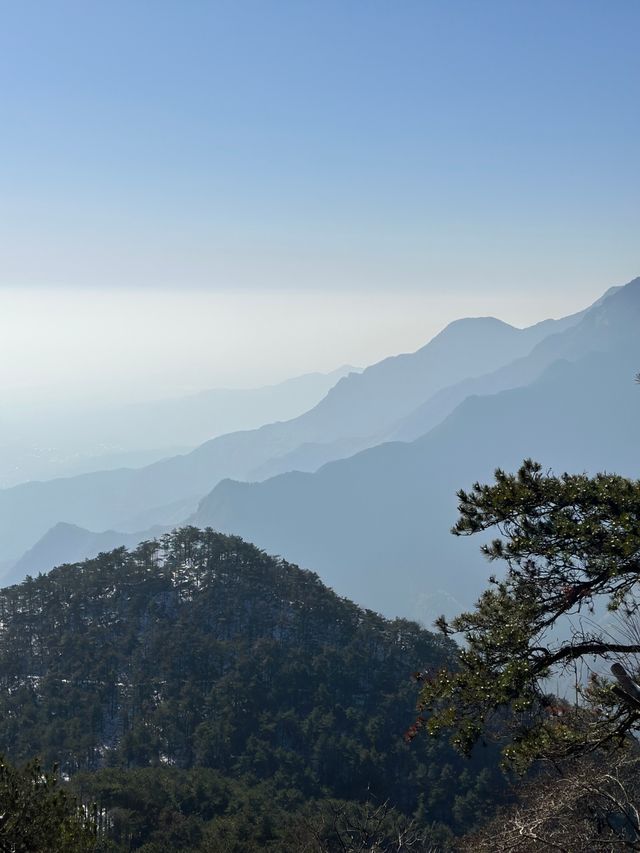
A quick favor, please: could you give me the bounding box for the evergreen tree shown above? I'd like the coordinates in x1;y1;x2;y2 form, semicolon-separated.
413;459;640;768
0;755;96;852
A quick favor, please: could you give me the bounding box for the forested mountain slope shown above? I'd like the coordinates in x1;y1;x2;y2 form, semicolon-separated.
0;297;588;567
0;528;504;846
193;282;640;618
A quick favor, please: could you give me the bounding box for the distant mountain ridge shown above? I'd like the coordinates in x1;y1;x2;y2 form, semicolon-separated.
284;308;585;440
6;522;169;585
0;288;597;571
389;280;634;442
191;280;640;617
0;365;359;488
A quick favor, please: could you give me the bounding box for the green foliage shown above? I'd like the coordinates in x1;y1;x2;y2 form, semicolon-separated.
0;527;505;848
73;768;454;852
0;754;96;852
415;459;640;767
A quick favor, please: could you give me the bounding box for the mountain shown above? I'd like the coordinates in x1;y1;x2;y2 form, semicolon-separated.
0;527;505;847
389;280;635;442
4;521;167;585
98;364;363;451
288;309;584;441
246;435;370;480
0;366;358;488
192;280;640;619
0;295;590;567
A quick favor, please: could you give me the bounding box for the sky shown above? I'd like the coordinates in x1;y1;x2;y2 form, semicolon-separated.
0;1;638;401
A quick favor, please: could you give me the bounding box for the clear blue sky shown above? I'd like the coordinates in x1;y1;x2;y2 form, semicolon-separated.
0;1;638;397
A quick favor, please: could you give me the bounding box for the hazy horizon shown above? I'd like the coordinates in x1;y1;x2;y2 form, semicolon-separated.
0;280;619;406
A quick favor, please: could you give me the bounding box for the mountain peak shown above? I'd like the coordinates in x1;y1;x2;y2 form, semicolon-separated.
428;316;516;348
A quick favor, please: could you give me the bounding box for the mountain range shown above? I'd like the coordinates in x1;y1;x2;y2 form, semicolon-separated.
5;278;639;621
192;281;640;616
0;365;357;488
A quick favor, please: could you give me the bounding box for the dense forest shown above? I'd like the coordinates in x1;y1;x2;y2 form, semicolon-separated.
0;527;506;850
